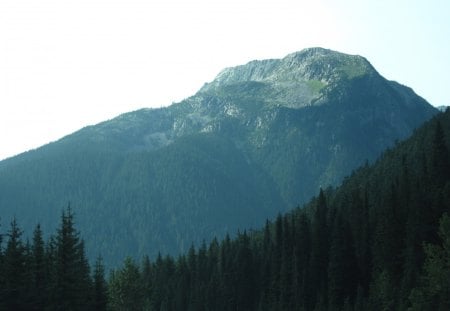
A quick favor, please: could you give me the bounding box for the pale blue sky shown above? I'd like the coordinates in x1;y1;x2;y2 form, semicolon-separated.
0;0;449;160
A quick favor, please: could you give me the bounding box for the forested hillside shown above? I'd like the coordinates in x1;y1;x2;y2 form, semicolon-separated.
107;109;450;310
1;112;448;310
0;48;437;267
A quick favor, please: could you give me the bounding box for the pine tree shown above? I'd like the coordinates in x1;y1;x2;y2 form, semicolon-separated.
108;257;144;311
310;189;329;306
372;184;403;282
141;255;154;309
52;206;93;310
235;232;255;310
31;224;47;310
328;213;358;309
173;255;189;310
269;214;283;306
431;121;450;187
93;256;108;311
206;238;220;310
293;212;312;310
150;253;167;311
2;219;29;310
219;234;237;310
409;213;450;310
279;216;294;310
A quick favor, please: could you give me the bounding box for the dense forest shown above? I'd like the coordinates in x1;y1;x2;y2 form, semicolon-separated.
1;110;449;310
0;208;108;310
104;111;450;310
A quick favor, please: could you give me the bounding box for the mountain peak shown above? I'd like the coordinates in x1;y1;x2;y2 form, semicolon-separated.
199;47;377;108
202;48;374;86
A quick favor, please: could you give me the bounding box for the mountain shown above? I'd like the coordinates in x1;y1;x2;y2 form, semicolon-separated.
1;102;448;311
109;103;450;311
0;48;438;267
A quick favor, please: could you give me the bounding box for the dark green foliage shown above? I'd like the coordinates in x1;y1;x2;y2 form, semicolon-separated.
30;224;47;310
1;219;29;310
409;213;450;310
310;189;329;304
108;257;145;311
93;257;108;311
327;212;358;308
431;121;450;185
0;208;95;310
52;207;93;310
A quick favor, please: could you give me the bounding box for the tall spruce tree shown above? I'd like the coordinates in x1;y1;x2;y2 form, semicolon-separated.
2;219;29;310
310;189;329;306
52;206;93;311
93;256;108;311
31;224;47;311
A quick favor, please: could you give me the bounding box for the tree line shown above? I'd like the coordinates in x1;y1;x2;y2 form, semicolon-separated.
0;208;107;311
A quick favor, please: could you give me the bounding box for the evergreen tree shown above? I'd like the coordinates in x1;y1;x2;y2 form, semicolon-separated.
30;224;47;310
44;234;58;309
206;238;221;311
410;213;450;310
219;234;237;310
93;256;108;311
327;213;358;308
173;255;189;310
270;214;283;306
310;189;329;306
52;206;93;311
372;184;403;285
235;232;255;310
431;121;450;187
186;246;199;310
2;219;29;310
293;212;312;310
108;257;144;311
141;255;154;309
279;216;294;310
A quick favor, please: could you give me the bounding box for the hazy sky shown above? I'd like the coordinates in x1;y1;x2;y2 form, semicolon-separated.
1;0;449;160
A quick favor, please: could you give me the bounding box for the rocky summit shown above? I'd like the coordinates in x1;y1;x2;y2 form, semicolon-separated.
200;47;373;108
0;48;438;267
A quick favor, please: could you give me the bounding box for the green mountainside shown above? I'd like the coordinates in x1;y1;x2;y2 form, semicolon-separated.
105;108;450;311
120;108;449;311
142;106;450;311
0;48;437;267
1;105;448;311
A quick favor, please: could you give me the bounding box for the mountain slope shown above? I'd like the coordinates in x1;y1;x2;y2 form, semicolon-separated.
0;48;438;266
116;103;450;311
